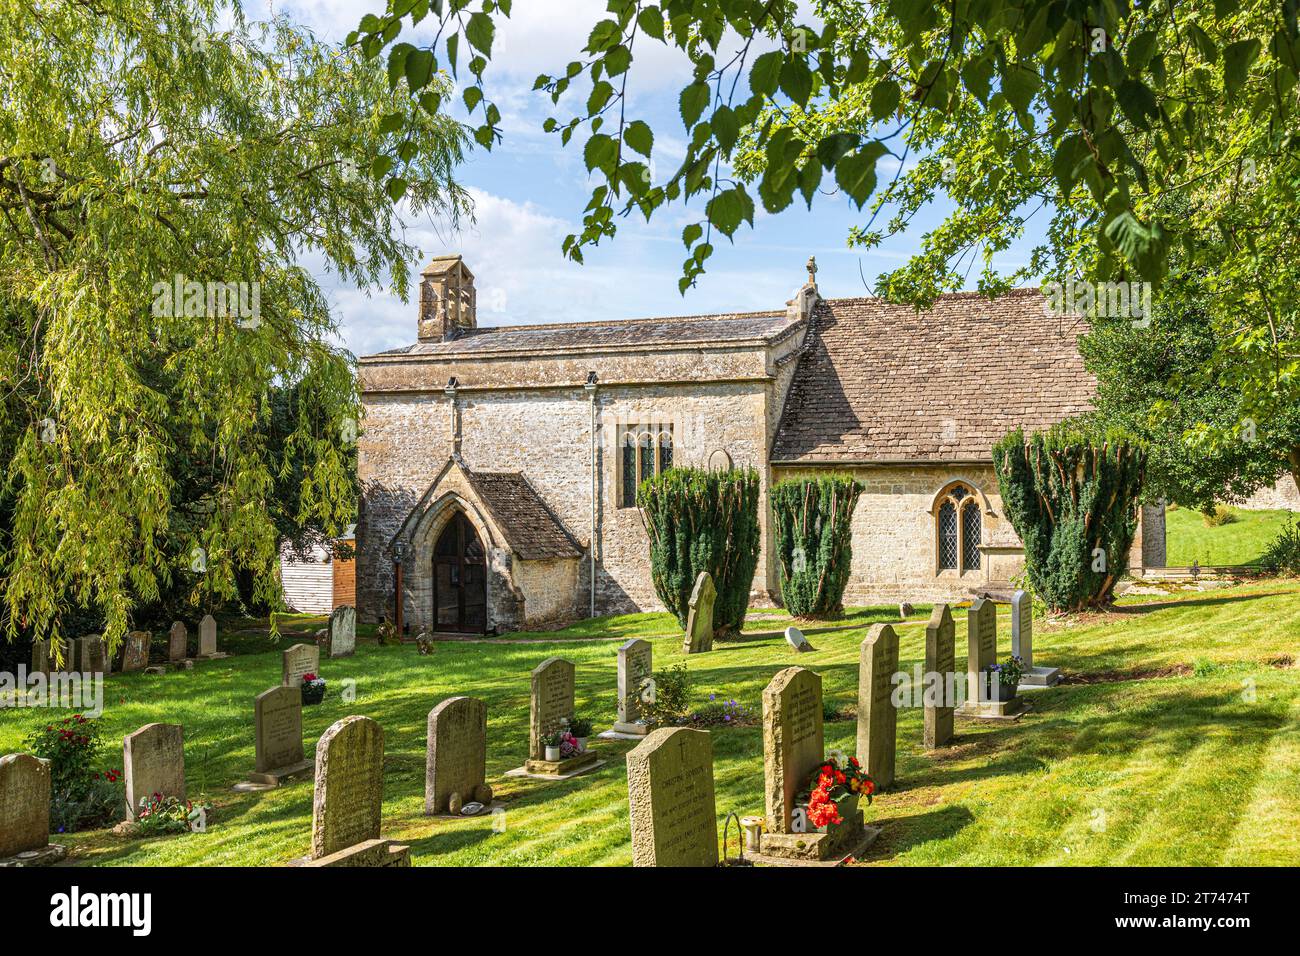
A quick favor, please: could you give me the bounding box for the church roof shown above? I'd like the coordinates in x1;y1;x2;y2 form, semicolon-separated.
771;289;1095;464
467;471;584;560
371;309;795;357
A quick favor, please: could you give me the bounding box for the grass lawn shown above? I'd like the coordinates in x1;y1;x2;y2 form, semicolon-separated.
2;583;1298;867
1165;505;1294;567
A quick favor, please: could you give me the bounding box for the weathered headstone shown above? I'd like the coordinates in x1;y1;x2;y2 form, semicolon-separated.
328;605;356;659
311;715;384;859
198;614;218;657
1011;590;1060;686
30;639;50;677
0;754;52;860
76;635;108;675
856;624;899;790
529;657;575;760
282;643;320;688
168;621;188;662
425;696;487;815
924;605;956;748
784;625;815;653
613;638;653;734
626;727;718;867
121;631;150;672
966;597;997;702
251;686;311;785
762;666;824;834
682;571;716;653
123;723;185;822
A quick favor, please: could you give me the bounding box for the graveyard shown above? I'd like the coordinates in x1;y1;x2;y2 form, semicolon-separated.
1;580;1296;867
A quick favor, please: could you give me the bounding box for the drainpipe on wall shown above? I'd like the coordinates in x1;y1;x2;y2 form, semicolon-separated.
393;540;406;636
584;371;599;618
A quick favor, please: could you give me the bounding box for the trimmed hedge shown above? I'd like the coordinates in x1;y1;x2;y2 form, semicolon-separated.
994;423;1146;613
637;467;760;636
771;474;864;618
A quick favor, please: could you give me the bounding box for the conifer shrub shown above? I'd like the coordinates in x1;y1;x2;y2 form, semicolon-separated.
770;474;864;618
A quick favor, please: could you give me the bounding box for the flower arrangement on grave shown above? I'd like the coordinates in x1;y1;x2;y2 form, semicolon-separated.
985;655;1024;700
557;728;582;758
135;793;209;835
801;756;874;829
300;673;327;705
568;716;593;742
25;714;122;832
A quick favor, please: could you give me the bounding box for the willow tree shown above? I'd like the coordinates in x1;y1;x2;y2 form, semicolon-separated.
0;1;470;652
994;425;1146;613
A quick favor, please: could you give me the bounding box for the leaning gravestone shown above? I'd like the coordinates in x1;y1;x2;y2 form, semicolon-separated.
168;621;188;662
282;643;320;688
0;754;66;866
198;614;219;658
121;631;150;672
425;696;488;815
626;727;718;867
612;638;653;735
308;715;411;866
784;625;815;653
924;605;956;748
856;624;899;790
328;605;356;659
76;635;108;675
682;571;716;654
249;686;312;786
123;723;185;822
1011;590;1060;686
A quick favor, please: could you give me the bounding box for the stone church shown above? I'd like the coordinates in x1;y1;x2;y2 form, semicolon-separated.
355;255;1165;634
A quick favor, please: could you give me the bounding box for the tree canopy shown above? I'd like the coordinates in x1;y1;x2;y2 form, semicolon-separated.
0;0;470;649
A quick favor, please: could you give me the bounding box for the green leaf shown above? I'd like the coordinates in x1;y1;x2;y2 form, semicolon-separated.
1116;79;1159;130
750;51;783;96
1002;66;1041;114
962;55;994;103
637;6;665;40
680;81;711;127
405;49;434;91
385;177;408;202
780;57;814;107
625;120;653;157
712;106;739;153
835;143;884;207
797;161;823;207
387;44;414;89
605;44;632;77
466;12;495;56
682;222;703;248
869;79;900;120
706;187;754;237
1224;38;1262;96
584;133;618;176
463;86;483;112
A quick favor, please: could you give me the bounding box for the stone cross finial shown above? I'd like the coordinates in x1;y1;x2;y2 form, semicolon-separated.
806;256;818;284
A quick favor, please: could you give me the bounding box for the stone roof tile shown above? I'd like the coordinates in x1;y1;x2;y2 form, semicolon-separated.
467;471;584;560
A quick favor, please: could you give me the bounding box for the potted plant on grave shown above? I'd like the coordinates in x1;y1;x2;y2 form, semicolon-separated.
300;673;327;706
801;756;874;833
540;728;564;762
568;717;593;751
985;656;1024;702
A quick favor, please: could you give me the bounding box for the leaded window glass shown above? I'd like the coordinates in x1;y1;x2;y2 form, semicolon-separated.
619;424;675;508
621;431;638;508
658;431;673;474
938;501;959;569
961;500;981;570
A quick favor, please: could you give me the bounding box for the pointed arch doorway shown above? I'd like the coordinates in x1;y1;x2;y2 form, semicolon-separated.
433;512;487;633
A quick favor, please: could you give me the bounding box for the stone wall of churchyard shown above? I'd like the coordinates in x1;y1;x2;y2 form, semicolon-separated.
772;463;1021;605
356;339;799;627
1239;474;1300;510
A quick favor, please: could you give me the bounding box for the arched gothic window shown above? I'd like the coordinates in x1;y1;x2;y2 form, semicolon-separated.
620;424;675;508
934;483;983;573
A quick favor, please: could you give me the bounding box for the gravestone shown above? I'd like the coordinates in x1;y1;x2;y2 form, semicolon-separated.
1011;590;1060;686
282;643;320;688
682;571;716;653
198;614;219;657
924;605;956;748
0;754;55;861
250;686;312;785
123;723;185;822
762;666;824;834
168;621;187;662
626;727;718;867
784;625;815;653
966;597;997;702
613;638;652;735
76;635;108;675
528;657;575;760
328;605;356;659
30;639;50;677
121;631;150;672
424;696;487;815
855;624;899;790
311;715;384;859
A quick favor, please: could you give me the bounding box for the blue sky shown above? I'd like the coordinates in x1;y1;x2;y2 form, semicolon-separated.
265;0;1046;358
